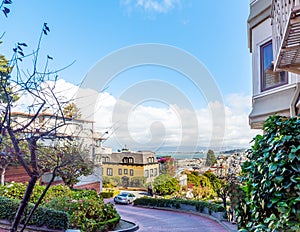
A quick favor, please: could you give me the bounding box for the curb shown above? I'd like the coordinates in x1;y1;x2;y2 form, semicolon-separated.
111;219;139;232
133;205;237;232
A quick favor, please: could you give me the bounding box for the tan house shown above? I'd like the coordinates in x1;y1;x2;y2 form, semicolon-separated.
248;0;300;129
102;150;159;188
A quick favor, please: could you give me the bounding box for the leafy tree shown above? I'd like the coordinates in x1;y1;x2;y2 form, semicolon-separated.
205;149;216;167
63;102;81;119
153;174;179;195
187;172;215;199
39;141;93;189
203;171;221;192
0;21;89;231
236;115;300;231
0;48;18;104
187;171;212;188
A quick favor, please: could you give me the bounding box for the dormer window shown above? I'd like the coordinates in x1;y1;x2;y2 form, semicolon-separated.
122;157;134;164
148;157;155;163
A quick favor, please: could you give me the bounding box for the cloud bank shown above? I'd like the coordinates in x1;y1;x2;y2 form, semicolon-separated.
14;79;260;151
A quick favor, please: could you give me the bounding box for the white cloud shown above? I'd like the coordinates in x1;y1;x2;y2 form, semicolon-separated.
14;79;261;151
121;0;181;14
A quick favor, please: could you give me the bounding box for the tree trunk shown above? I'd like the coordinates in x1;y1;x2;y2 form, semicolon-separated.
1;168;5;186
222;196;227;209
10;175;39;232
20;170;58;232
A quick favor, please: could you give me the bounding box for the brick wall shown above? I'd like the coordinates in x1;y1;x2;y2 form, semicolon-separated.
75;182;100;193
4;166;30;183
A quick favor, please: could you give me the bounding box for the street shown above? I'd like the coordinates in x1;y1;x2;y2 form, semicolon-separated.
113;202;228;232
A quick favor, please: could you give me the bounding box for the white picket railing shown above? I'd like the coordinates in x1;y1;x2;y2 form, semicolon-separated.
271;0;300;65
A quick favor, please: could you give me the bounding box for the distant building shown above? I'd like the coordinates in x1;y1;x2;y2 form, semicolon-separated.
211;153;247;178
102;150;159;188
248;0;300;129
4;112;111;192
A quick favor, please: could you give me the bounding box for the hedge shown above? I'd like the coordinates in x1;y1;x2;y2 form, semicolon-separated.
100;190;120;198
0;196;69;230
134;197;225;214
0;183;120;231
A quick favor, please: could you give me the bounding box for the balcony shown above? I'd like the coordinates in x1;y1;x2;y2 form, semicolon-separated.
272;0;300;74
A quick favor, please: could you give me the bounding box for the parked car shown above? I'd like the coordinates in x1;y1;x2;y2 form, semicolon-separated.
114;192;136;204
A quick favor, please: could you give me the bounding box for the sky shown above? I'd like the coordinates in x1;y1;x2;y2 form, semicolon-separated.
0;0;261;152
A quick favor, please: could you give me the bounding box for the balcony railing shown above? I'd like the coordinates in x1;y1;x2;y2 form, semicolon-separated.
272;0;300;74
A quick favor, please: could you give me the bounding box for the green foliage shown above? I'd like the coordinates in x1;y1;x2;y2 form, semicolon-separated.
203;172;222;192
103;176;122;188
38;141;94;188
46;196;119;231
0;182;120;231
187;172;216;199
134;197;226;214
0;196;69;230
236;115;300;232
205;149;216;166
100;189;120;198
130;176;147;187
63;102;82;119
0;50;19;104
187;172;212;188
153;174;180;195
0;182;70;204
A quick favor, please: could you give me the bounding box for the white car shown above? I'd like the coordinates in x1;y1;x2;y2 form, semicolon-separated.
114;192;136;204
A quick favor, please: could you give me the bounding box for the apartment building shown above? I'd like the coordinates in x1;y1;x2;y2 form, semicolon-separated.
102;150;159;188
248;0;300;129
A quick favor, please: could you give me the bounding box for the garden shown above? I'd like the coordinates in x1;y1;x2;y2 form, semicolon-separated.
0;182;120;232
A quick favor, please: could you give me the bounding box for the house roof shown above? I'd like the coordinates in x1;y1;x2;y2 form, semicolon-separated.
11;111;95;123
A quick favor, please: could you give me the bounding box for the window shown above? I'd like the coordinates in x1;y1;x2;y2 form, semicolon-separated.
107;168;113;176
150;169;154;177
148;157;155;163
128;157;134;163
260;41;287;91
118;168;122;175
144;170;149;178
124;169;128;175
130;169;134;176
154;168;157;176
103;156;110;162
122;157;128;163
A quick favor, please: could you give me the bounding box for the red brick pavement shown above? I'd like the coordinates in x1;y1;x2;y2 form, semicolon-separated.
115;203;229;232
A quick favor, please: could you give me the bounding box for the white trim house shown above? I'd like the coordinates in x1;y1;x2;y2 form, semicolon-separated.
248;0;300;129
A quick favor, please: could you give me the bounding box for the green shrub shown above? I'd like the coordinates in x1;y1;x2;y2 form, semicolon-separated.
153;174;180;195
134;197;225;214
0;183;120;231
0;196;69;230
45;196;120;231
236;115;300;232
100;189;120;198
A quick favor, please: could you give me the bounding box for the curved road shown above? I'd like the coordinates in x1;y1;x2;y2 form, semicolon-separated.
114;203;228;232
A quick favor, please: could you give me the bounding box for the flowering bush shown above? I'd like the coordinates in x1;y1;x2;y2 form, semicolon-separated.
158;156;176;176
0;182;120;231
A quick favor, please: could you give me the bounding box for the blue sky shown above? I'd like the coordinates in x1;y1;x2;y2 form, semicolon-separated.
1;1;258;151
1;0;251;95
